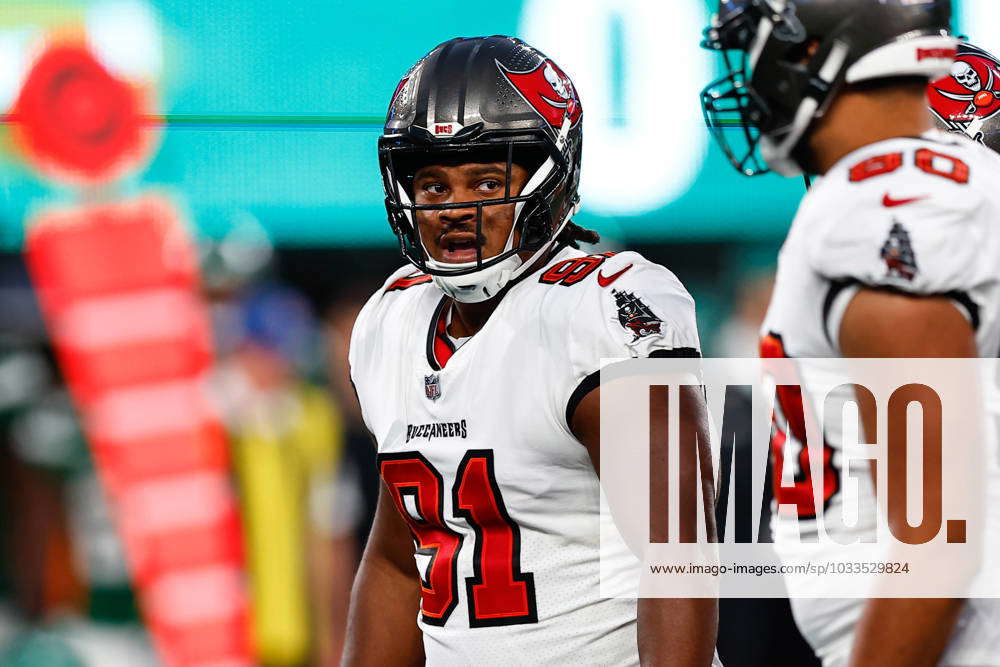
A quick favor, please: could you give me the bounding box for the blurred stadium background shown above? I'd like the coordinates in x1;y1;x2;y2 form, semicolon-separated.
0;1;997;665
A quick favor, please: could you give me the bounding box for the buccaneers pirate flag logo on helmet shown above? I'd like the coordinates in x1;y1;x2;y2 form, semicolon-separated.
498;59;582;129
929;43;1000;147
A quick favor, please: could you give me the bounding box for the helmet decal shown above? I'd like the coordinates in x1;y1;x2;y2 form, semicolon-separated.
929;46;1000;131
389;75;411;109
498;59;582;128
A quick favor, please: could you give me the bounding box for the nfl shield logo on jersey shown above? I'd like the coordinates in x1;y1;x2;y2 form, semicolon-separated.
424;374;441;401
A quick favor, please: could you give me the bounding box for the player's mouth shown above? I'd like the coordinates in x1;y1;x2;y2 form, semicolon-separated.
439;232;485;263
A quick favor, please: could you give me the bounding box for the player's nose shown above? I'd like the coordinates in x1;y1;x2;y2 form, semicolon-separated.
439;203;478;227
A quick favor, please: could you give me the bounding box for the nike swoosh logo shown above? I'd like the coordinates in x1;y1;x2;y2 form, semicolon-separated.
882;193;928;208
597;264;633;287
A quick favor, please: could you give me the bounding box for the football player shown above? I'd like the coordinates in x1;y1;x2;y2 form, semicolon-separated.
343;36;720;666
701;1;1000;666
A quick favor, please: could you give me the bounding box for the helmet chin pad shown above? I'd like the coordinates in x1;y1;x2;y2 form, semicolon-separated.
431;253;523;303
759;133;803;178
430;206;574;303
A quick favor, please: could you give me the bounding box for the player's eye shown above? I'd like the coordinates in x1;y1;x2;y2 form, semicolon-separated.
477;179;503;194
421;182;447;196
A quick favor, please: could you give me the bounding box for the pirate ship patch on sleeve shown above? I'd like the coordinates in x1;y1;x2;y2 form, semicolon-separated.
880;220;918;281
612;289;663;341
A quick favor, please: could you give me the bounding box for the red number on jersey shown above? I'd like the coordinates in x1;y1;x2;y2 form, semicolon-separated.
454;451;537;626
915;148;970;184
539;253;616;286
379;453;463;625
760;333;840;520
539;256;603;285
849;152;903;182
849;150;971;185
386;273;433;291
379;450;538;627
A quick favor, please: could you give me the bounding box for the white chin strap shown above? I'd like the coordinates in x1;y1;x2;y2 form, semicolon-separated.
761;38;850;177
430;253;523;304
760;96;821;178
431;205;574;303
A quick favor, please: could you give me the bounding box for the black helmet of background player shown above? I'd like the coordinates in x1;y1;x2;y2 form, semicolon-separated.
928;42;1000;153
700;0;956;177
378;36;583;303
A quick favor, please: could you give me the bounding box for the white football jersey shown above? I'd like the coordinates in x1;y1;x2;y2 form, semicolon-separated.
762;130;1000;666
349;247;705;666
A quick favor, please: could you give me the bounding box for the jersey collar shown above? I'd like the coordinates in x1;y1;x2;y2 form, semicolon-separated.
426;296;456;371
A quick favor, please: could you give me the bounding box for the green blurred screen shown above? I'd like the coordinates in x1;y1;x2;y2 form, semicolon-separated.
0;0;995;248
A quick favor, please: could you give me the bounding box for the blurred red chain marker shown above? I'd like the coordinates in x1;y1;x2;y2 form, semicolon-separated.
25;196;253;667
11;42;157;185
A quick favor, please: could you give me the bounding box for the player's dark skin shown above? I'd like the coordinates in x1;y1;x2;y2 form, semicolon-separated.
839;293;975;667
412;160;532;338
803;62;976;667
341;162;719;667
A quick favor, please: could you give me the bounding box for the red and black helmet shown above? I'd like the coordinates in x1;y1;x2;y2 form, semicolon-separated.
378;36;583;303
928;41;1000;153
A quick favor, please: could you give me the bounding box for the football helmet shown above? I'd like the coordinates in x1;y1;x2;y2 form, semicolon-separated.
379;36;583;303
701;0;956;177
928;42;1000;153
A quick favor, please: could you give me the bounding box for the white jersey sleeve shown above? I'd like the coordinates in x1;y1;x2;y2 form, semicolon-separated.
803;134;1000;342
557;251;701;429
808;181;992;295
348;264;429;435
765;134;1000;667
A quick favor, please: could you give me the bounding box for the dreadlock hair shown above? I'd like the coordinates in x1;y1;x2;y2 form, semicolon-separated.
556;220;601;249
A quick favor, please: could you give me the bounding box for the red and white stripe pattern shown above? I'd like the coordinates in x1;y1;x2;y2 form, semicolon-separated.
26;195;252;667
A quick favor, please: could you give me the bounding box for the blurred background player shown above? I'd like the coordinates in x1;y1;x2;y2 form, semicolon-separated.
212;282;341;667
203;235;373;667
344;36;720;666
702;1;1000;666
0;233;373;667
